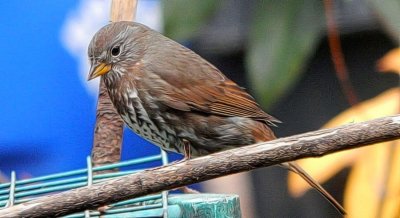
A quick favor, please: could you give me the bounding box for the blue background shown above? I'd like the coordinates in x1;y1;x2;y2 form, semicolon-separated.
0;1;166;179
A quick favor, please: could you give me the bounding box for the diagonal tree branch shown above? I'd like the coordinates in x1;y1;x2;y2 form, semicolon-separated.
1;115;399;218
323;0;359;105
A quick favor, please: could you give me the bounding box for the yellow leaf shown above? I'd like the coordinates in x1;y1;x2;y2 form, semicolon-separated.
376;48;400;74
344;142;390;218
288;88;400;197
380;143;400;218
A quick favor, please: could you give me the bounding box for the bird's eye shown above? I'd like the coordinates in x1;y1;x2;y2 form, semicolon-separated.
111;46;120;56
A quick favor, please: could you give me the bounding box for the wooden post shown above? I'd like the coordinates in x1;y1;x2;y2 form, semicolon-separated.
91;0;137;172
110;0;138;22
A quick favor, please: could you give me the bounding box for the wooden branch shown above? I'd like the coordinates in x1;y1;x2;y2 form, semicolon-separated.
91;0;137;170
1;115;399;217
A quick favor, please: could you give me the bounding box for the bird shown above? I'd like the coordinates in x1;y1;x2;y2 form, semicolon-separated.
87;21;345;215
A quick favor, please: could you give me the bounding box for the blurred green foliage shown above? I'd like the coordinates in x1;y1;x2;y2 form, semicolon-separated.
163;0;219;41
246;0;324;108
163;0;400;109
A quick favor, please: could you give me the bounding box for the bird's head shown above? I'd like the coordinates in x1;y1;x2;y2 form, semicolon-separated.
87;21;147;81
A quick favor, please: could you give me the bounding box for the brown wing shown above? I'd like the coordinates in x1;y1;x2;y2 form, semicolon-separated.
140;33;280;126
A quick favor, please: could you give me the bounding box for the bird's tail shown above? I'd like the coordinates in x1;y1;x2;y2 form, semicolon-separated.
253;124;346;214
282;162;346;215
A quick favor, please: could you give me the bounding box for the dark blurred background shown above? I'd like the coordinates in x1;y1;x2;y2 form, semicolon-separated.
174;0;398;217
0;0;399;217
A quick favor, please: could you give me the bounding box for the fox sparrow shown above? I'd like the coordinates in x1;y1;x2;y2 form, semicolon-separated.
87;21;345;214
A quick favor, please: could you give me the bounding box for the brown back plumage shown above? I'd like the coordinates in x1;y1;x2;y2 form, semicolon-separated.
139;27;280;126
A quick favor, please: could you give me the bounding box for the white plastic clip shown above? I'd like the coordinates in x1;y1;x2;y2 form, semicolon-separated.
5;171;16;208
160;149;169;218
85;156;93;218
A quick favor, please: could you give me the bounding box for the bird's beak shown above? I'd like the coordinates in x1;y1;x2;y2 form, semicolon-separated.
87;62;112;81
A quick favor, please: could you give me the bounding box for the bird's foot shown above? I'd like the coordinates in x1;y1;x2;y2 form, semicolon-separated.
97;205;111;214
176;186;201;194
